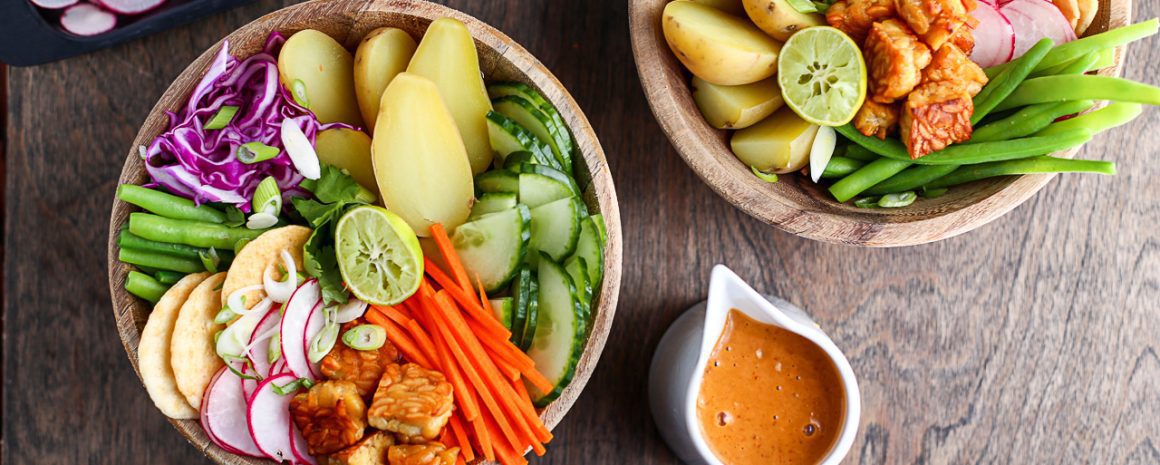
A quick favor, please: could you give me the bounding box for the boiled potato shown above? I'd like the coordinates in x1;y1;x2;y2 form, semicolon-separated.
730;106;819;173
690;0;746;16
372;73;474;236
407;18;494;174
742;0;824;42
662;0;783;86
279;29;364;127
692;76;784;129
315;128;379;197
353;27;417;134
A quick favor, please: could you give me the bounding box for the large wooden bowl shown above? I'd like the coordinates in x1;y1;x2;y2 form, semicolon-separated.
629;0;1131;246
106;0;622;462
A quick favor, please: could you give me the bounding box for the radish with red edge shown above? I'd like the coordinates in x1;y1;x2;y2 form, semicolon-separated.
247;304;283;379
302;301;328;379
280;280;322;380
289;424;319;465
239;361;259;402
1002;0;1076;59
60;3;116;36
970;1;1016;67
30;0;79;10
94;0;164;15
248;373;301;462
202;367;264;458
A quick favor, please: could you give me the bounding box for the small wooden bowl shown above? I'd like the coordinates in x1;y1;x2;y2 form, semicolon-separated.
629;0;1131;246
106;0;622;462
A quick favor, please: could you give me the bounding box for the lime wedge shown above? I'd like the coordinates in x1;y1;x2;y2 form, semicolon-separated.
777;26;866;127
335;205;423;305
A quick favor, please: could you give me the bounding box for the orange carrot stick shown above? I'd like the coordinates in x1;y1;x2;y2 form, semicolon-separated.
429;223;475;301
450;415;475;462
425;258;512;340
425;318;481;422
373;304;412;326
471;416;495;462
366;310;433;368
513;381;554;443
487;414;530;465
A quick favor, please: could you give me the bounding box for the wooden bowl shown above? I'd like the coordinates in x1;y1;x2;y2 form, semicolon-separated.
106;0;622;462
629;0;1131;246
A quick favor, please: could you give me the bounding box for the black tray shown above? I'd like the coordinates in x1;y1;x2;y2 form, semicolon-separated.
0;0;253;66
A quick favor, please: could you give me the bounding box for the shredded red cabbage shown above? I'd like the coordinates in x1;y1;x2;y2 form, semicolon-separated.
145;32;346;211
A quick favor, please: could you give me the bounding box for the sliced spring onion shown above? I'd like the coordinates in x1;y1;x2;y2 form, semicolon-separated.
252;176;283;215
307;307;339;364
272;377;314;396
137;145;147;160
242;325;280;361
246;211;279;230
263;250;299;304
236;142;280;164
333;298;368;324
878;191;918;208
216;298;273;359
205;105;239;130
226;285;265;315
281;118;321;180
199;247;221;274
750;166;779;183
341;324;387;351
785;0;818;13
291;79;310;109
809;126;837;183
214;307;238;325
854;196;880;208
225;359;259;380
268;333;282;364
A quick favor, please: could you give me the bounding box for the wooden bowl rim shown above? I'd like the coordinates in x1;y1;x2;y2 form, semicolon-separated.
106;1;623;463
628;0;1132;247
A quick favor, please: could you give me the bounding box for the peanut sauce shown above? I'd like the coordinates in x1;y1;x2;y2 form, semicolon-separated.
696;310;844;465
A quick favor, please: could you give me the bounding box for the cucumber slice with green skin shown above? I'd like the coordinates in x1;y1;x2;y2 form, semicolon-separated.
470;193;518;220
486;111;559;169
518;172;574;209
529;197;583;262
564;256;593;311
502;151;538;169
574;216;604;288
526;254;586;406
590;213;608;246
490;297;514;329
508;268;532;347
476;169;519;194
451;205;532;293
511;163;581;197
492;97;573;174
519;273;539;352
487;82;576;162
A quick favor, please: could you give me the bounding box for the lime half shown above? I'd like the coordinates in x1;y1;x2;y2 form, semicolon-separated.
335;205;423;305
777;26;867;126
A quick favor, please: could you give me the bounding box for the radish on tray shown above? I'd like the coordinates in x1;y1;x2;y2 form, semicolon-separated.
95;0;164;14
59;3;116;36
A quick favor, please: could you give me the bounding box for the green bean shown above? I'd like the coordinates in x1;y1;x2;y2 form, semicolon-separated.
820;157;867;178
993;75;1160;112
116;184;227;223
925;156;1116;188
843;144;878;161
153;270;187;285
973;39;1054;124
1035;102;1143;137
126;271;170;304
1089;47;1117;71
972;100;1094;143
829;158;914;202
1033;50;1101;77
864;164;959;195
1034;19;1159;71
119;248;205;273
117;229;235;262
128;213;268;249
836;124;1093;165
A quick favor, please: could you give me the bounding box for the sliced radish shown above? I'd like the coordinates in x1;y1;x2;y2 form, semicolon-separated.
60;3;116;36
970;2;1017;67
1002;0;1076;59
333;298;368;324
202;367;264;458
247;304;283;380
247;373;299;462
241;364;259;402
302;303;327;379
289;424;319;465
31;0;79;9
94;0;164;14
269;359;288;377
281;281;322;380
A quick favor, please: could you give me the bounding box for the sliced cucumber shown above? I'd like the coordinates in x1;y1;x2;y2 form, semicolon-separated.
564;256;592;310
487;82;576;162
502;151;538;169
451;205;531;293
492;97;573;174
519;273;539;352
470;192;518;220
526;254;586;406
512;163;580;197
574;215;604;288
590;213;608;246
529;197;583;262
486;111;558;169
509;268;532;347
518;172;574;209
490;297;514;330
476;169;519;194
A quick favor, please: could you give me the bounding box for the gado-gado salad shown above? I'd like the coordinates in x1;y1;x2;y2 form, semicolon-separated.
661;0;1160;207
117;18;607;465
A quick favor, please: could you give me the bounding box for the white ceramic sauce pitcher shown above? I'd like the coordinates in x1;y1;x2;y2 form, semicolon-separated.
648;265;861;465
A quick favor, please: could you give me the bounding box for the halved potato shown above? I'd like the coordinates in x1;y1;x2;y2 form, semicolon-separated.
692;76;784;129
690;0;746;16
354;27;417;133
407;18;495;174
730;106;819;173
139;272;211;419
742;0;825;41
171;272;228;409
372;73;474;236
316;128;378;197
279;29;364;127
662;0;783;85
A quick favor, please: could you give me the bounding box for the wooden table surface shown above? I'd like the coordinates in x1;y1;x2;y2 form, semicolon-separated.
4;0;1159;463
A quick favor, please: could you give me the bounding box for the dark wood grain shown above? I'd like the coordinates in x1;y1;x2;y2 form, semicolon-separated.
5;1;1160;465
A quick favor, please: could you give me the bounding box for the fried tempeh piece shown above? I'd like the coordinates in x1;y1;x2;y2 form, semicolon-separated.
825;0;896;44
369;363;455;442
323;431;395;465
900;82;974;158
922;43;988;97
387;444;459;465
291;381;369;456
321;319;403;398
864;19;932;103
854;100;901;139
895;0;974;50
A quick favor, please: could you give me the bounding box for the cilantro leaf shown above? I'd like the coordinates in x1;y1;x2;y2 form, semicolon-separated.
293;163;373;306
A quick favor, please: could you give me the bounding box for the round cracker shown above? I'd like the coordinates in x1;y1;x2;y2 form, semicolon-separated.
171;272;228;408
138;272;211;419
1053;0;1080;29
221;225;312;309
1075;0;1098;35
